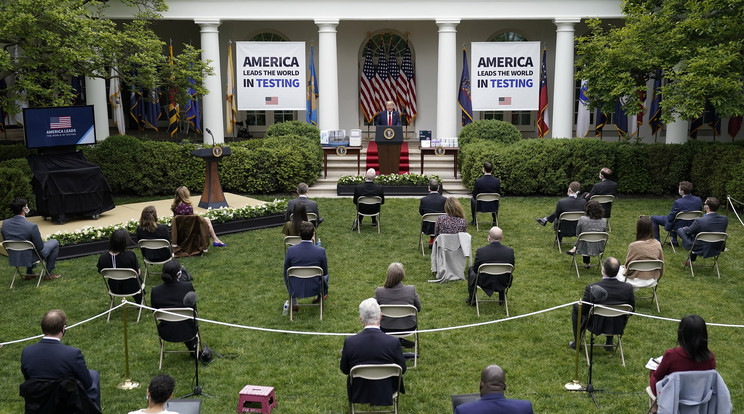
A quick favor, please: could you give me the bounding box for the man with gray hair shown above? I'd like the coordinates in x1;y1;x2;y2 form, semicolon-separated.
340;298;406;407
467;227;514;306
353;168;385;229
454;365;533;413
285;182;322;226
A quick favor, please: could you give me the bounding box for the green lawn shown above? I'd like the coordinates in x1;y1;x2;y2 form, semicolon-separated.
1;196;742;413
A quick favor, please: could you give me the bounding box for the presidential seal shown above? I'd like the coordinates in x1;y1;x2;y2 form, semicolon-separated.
212;146;223;158
434;146;446;156
336;146;347;156
383;128;395;140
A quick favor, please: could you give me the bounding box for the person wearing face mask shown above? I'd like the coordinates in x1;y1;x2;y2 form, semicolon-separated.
581;167;618;218
535;181;586;231
650;181;702;247
2;198;61;280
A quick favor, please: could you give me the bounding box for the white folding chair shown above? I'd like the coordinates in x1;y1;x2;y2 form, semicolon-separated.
663;210;703;252
2;240;50;288
474;263;513;317
153;307;200;370
553;211;584;253
570;232;609;278
626;259;664;312
687;232;728;278
283;236;302;254
101;268;146;322
137;239;173;281
589;194;615;231
582;304;633;367
418;212;445;255
474;193;500;231
356;196;382;233
379;304;419;368
286;266;324;321
348;364;403;414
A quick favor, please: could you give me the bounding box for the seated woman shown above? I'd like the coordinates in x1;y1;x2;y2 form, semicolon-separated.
171;186;226;247
97;228;143;305
434;197;467;238
374;262;421;348
618;215;664;288
135;205;172;263
151;260;198;353
567;200;606;268
282;202;308;237
650;314;715;395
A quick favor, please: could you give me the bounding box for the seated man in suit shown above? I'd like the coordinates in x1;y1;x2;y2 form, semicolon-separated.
2;198;61;280
467;226;514;306
569;257;634;350
21;309;100;409
375;100;401;126
678;197;728;266
582;167;618;217
151;260;198;354
651;180;702;246
419;178;446;246
353;168;385;228
283;221;329;311
470;161;501;225
535;182;586;235
340;298;406;407
285;182;323;226
454;365;533;414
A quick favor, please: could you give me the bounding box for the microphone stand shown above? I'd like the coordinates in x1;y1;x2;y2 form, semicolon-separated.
584;289;600;408
180;307;212;399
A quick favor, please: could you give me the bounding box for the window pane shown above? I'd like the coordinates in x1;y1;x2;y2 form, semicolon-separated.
245;111;266;126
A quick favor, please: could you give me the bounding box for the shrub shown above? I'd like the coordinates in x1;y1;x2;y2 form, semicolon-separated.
0;166;34;218
265;120;320;142
0;158;32;177
0;144;33;162
84;135;145;194
457;119;522;148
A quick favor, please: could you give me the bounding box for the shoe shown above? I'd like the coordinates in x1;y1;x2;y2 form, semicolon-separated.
213;241;227;247
317;217;325;225
23;273;40;281
44;274;61;280
465;298;475;307
403;352;418;360
584;265;591;270
569;341;576;350
400;338;416;348
291;305;299;312
312;294;328;304
535;217;547;226
682;259;690;267
566;249;575;256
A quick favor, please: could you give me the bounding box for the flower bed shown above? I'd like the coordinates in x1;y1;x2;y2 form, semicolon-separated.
337;173;442;196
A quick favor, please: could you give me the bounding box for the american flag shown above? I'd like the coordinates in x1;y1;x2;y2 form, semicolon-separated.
360;43;378;123
537;49;550;138
50;116;72;129
265;96;278;105
499;97;512;105
374;46;395;109
400;44;417;121
387;47;400;111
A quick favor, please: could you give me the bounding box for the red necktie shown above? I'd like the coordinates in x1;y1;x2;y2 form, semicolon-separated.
388;112;392;126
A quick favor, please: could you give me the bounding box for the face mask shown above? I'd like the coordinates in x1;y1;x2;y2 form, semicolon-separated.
599;173;603;180
678;189;684;196
23;206;30;214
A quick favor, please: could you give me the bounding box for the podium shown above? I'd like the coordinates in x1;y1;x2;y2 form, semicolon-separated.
190;147;231;209
375;126;403;174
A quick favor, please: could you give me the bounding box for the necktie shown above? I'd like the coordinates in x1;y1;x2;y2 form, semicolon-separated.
388;112;392;126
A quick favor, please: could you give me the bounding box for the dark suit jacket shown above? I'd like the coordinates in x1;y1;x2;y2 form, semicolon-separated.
340;327;406;406
283;240;328;298
455;393;534;414
665;194;703;231
471;241;515;296
585;179;618;217
21;338;93;392
419;192;446;234
151;280;198;343
285;196;320;221
1;215;45;267
374;283;422;331
680;213;728;258
581;278;635;335
548;196;586;232
472;175;501;213
354;181;385;215
375;111;401;126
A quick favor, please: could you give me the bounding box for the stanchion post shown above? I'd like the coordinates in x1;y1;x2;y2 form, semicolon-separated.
117;299;140;390
565;300;584;391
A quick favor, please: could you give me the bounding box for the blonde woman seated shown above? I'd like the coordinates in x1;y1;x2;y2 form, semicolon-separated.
618;215;664;288
171;186;226;247
135;205;171;263
434;197;467;238
374;262;421;348
566;200;606;268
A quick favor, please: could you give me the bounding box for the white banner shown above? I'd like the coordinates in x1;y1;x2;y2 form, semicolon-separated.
471;42;540;111
235;41;306;110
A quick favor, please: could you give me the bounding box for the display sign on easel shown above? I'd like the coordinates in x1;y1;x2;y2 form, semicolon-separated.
235;41;306;110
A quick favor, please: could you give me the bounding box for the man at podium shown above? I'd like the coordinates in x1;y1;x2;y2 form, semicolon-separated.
375;100;401;126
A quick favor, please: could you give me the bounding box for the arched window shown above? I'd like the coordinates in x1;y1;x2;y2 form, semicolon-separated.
241;32;295;135
481;31;533;131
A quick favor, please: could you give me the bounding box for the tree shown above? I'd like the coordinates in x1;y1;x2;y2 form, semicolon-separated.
576;0;744;123
0;0;213;113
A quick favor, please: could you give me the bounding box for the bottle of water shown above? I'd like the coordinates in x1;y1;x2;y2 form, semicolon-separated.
282;300;289;315
316;238;322;246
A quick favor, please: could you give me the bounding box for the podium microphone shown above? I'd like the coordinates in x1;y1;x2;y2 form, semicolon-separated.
205;128;216;146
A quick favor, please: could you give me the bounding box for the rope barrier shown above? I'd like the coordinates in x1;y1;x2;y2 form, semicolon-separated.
3;300;743;347
727;195;744;227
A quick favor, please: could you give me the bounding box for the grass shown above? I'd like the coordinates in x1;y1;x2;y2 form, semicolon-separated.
1;196;742;413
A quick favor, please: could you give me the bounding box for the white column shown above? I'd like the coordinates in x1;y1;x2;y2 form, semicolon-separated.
85;76;109;141
315;19;340;131
436;19;460;140
552;18;580;139
195;18;224;144
665;116;689;144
